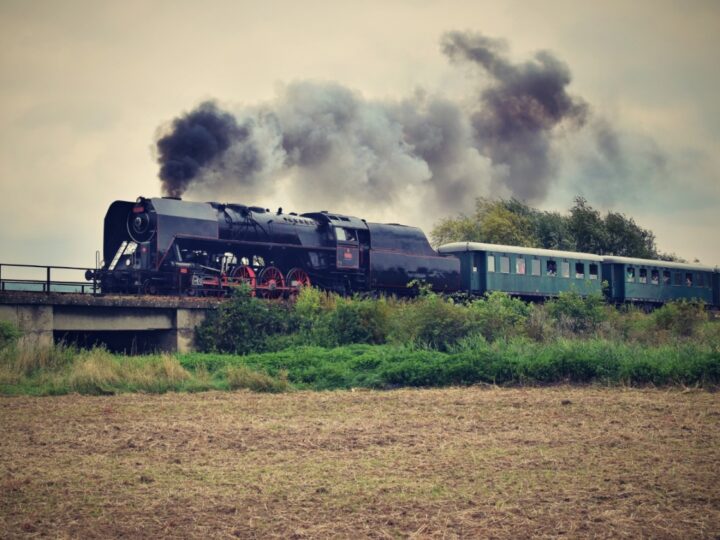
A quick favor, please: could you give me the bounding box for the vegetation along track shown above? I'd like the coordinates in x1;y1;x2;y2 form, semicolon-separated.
1;386;719;538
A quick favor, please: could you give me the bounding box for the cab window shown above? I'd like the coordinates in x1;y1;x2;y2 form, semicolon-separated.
336;228;357;242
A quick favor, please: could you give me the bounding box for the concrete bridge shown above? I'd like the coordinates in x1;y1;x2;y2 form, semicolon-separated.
0;293;219;353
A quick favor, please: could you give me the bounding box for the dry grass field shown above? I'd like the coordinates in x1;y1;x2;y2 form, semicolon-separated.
1;387;719;538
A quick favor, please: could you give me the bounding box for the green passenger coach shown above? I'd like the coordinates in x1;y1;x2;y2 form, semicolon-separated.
438;242;604;298
602;256;715;305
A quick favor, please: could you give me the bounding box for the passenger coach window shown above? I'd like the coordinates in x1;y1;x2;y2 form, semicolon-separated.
561;261;570;278
663;271;671;285
516;258;526;275
531;259;541;276
487;255;495;273
651;269;659;285
546;260;557;276
626;267;635;283
575;263;584;278
639;269;647;284
673;273;682;286
589;264;598;280
698;273;705;287
500;256;510;274
685;273;693;287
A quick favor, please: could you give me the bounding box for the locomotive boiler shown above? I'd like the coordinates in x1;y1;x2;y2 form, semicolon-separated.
91;196;461;296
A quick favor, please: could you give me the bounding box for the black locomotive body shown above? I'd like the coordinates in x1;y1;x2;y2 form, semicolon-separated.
94;196;460;296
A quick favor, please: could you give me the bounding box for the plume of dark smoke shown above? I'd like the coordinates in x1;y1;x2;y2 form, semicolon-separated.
155;31;637;215
441;31;588;201
156;102;259;197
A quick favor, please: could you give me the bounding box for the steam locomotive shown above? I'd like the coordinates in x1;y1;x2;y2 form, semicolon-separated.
91;196;461;296
92;195;719;307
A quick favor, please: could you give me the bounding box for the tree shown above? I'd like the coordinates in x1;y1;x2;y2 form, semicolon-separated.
430;198;535;247
430;215;483;246
603;211;656;258
569;196;607;254
531;210;576;251
431;195;665;259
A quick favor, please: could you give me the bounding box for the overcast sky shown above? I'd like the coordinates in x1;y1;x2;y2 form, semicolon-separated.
1;0;718;270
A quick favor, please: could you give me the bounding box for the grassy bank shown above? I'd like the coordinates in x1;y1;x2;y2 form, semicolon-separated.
1;338;718;396
1;291;719;396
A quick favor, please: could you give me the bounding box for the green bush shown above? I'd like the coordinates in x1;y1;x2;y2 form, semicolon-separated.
653;300;707;337
523;303;554;342
195;287;296;354
0;321;21;350
469;291;530;341
325;296;390;346
388;294;475;351
547;290;607;333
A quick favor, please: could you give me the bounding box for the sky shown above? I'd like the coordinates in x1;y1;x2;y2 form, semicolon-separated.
0;0;719;270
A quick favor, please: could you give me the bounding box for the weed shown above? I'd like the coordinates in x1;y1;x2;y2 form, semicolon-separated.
226;365;291;393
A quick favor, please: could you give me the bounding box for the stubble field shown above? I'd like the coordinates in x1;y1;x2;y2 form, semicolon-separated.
1;387;719;538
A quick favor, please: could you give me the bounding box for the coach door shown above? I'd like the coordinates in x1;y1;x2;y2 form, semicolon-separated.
335;227;359;270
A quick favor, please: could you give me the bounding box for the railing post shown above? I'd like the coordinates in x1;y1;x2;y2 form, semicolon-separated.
46;266;51;294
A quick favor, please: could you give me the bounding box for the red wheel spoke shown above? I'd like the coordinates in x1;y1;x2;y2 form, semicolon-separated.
257;266;285;298
286;268;311;294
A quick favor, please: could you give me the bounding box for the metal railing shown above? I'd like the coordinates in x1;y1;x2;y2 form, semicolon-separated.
0;263;98;294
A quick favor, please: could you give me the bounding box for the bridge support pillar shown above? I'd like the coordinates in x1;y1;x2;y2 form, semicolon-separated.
156;308;207;353
176;308;207;353
0;304;53;348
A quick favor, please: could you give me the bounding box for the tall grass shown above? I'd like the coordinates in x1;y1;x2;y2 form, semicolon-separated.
1;291;718;396
180;339;720;390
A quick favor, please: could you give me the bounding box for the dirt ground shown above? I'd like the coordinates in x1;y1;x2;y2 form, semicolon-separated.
1;387;719;539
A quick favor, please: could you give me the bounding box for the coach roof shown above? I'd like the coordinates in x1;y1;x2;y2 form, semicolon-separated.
601;256;716;272
438;242;604;262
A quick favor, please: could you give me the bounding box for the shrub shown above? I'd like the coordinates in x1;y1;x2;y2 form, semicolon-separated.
195;288;295;354
294;286;336;332
524;303;553;342
324;296;390;346
0;321;21;350
389;294;474;351
653;300;707;338
547;290;607;334
469;291;529;341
